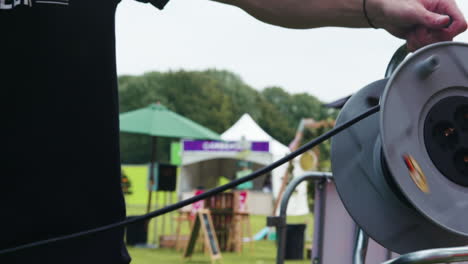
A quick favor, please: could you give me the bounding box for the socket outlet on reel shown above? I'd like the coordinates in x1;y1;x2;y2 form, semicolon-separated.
331;42;468;254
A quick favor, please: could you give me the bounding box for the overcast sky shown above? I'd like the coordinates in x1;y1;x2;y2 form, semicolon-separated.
115;0;468;102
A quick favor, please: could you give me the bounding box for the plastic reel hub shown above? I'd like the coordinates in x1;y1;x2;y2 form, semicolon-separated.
424;96;468;186
331;42;468;254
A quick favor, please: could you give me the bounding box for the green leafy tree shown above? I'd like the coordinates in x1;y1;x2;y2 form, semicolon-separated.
118;69;337;166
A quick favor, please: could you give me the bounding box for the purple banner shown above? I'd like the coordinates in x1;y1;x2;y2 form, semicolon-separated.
183;140;269;152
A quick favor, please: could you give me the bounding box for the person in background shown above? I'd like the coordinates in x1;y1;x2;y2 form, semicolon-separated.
1;0;465;263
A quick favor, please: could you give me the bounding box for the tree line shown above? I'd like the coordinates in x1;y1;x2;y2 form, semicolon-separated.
118;69;338;170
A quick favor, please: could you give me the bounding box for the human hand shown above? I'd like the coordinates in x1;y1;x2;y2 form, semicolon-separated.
368;0;467;51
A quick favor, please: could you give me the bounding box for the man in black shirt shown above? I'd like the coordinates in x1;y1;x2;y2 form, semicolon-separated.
0;0;465;263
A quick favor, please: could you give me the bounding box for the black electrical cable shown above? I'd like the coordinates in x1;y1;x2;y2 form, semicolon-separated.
0;104;380;256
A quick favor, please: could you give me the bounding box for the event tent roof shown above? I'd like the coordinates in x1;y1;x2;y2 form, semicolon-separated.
120;103;221;140
221;113;289;160
220;113;309;215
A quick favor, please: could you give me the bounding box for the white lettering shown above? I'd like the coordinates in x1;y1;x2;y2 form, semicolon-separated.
1;0;69;9
0;0;32;9
200;141;252;152
0;0;13;9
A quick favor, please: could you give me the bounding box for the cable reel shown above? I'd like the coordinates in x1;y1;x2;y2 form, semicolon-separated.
331;42;468;254
2;42;467;257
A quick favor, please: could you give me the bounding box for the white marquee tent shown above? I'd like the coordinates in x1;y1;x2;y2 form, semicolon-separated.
221;113;310;216
178;113;310;216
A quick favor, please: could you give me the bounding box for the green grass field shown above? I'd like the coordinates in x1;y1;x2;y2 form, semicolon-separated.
123;165;314;264
127;240;309;264
126;207;313;264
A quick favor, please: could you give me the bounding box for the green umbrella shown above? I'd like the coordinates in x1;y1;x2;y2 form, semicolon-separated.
120;103;221;140
119;103;221;215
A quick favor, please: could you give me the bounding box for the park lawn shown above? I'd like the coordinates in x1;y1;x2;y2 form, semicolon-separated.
127;240;309;264
126;206;314;244
123;165;314;263
125;207;314;264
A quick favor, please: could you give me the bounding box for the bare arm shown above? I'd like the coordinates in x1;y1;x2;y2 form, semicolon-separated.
214;0;373;29
213;0;467;51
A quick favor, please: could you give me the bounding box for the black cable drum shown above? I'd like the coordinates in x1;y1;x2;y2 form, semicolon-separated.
331;42;468;254
423;96;468;186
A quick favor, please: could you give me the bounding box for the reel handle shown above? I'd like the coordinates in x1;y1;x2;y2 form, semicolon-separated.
385;44;409;78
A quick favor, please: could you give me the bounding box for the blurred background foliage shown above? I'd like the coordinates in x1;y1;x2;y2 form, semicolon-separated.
118;69;338;170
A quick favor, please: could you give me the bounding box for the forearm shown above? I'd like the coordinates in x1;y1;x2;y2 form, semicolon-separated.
212;0;466;51
213;0;377;29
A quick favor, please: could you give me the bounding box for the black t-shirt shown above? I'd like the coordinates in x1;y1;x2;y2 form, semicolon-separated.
0;0;168;263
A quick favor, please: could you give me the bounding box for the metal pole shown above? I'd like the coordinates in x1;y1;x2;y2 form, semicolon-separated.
146;137;158;214
386;249;392;261
153;191;159;246
382;246;468;264
162;191;167;236
275;172;333;264
147;137;158;246
353;228;369;264
169;192;174;235
312;179;327;264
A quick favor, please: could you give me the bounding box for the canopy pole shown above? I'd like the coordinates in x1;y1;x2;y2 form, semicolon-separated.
147;137;158;214
147;136;158;246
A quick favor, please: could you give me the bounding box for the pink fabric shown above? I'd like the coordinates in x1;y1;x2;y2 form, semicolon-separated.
238;191;248;212
190;190;205;219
